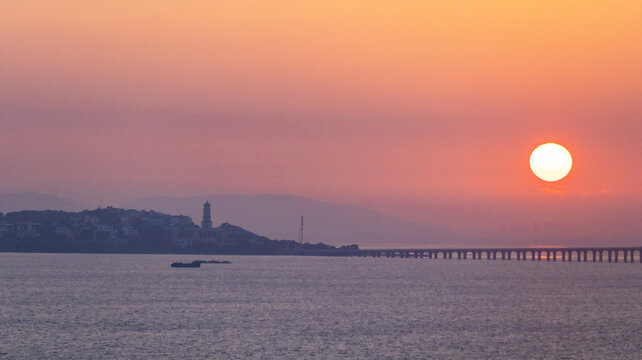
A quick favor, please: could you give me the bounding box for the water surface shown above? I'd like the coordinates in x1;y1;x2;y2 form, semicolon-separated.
0;253;640;359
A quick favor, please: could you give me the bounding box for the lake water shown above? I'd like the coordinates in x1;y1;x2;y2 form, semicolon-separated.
0;253;640;359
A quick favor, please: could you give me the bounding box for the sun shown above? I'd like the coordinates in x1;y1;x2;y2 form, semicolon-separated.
529;143;573;182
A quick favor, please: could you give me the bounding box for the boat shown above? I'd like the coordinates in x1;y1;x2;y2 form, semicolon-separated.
170;259;231;267
170;261;201;268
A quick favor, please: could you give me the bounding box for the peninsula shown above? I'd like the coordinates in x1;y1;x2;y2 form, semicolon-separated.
0;202;358;255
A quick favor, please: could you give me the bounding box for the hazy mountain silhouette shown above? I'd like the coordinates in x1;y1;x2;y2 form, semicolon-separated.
122;194;441;247
0;192;87;213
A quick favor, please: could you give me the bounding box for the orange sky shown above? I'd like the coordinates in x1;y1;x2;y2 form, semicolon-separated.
1;1;640;245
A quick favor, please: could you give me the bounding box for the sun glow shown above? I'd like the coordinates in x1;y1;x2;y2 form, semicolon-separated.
529;143;573;182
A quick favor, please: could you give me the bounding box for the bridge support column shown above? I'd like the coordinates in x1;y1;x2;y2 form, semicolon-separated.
562;251;566;261
507;251;512;260
615;251;619;263
608;251;612;263
537;251;541;261
546;251;550;261
583;251;587;262
502;251;506;260
593;251;596;262
553;250;557;261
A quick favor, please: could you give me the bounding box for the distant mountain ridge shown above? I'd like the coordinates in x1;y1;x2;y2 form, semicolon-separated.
0;192;86;213
0;192;443;248
122;194;439;247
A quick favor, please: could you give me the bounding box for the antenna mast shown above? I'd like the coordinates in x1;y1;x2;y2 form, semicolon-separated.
299;216;304;245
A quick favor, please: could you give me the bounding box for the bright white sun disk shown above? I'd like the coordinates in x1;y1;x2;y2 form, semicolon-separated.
529;143;573;182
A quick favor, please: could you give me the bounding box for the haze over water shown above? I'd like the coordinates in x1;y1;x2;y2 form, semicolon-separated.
2;1;642;248
1;254;640;359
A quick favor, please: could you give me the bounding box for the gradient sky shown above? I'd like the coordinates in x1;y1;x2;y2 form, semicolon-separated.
1;1;641;245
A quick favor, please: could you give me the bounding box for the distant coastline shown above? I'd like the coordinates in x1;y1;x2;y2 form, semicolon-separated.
0;206;358;255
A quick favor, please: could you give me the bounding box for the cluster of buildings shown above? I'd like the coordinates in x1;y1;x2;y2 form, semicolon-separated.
0;201;266;253
0;206;199;241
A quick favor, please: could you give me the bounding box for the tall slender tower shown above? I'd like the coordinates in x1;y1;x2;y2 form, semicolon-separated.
201;201;213;230
299;216;304;244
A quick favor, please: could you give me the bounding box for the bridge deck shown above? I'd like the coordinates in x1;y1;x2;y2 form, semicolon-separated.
331;246;642;263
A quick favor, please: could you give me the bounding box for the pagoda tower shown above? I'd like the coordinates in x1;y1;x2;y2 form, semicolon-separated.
201;201;213;230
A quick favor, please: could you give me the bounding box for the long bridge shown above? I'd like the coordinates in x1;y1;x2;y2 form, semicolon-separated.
333;247;642;263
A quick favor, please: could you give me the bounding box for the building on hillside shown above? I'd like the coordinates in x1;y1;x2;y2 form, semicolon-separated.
201;201;213;230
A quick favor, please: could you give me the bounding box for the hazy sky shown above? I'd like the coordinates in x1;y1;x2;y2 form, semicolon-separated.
1;1;641;245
